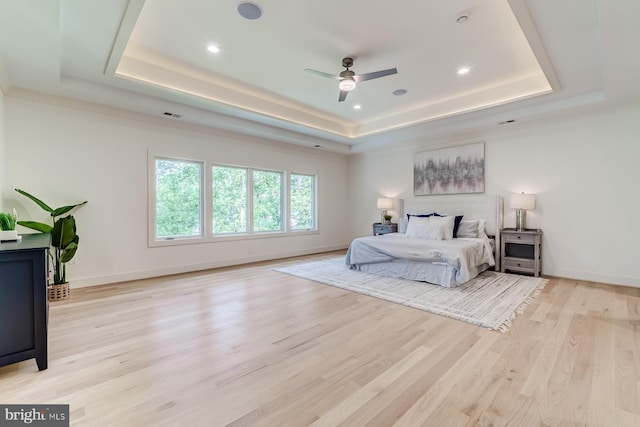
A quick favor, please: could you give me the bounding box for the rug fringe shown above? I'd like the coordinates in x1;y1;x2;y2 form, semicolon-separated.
495;279;548;333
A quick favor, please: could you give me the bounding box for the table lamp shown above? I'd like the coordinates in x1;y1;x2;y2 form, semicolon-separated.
377;198;393;224
510;192;536;231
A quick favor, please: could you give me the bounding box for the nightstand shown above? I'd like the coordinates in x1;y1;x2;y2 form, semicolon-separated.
373;223;398;236
500;228;542;277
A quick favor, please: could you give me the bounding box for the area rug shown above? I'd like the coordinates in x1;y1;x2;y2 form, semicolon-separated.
275;257;548;332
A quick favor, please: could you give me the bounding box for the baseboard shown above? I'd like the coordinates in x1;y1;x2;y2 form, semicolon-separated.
70;244;349;288
545;268;640;289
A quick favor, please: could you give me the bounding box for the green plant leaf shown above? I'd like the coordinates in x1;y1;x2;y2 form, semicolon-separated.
52;201;88;217
16;220;53;233
60;241;78;263
15;188;54;213
0;213;15;230
51;216;77;248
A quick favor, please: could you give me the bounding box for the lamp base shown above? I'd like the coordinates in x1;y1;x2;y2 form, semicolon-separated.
515;209;526;231
380;209;387;225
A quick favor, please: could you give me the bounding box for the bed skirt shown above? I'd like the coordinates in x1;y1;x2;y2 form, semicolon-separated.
349;260;491;288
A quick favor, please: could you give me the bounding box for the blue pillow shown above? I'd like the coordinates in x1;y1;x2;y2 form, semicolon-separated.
433;213;464;237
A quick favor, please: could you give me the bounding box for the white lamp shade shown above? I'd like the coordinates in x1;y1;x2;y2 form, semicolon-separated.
510;193;536;210
377;197;393;209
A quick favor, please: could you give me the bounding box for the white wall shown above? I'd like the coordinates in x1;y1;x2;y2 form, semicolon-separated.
348;104;640;287
3;94;350;286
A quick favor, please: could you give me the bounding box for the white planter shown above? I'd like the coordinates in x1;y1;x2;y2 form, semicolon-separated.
0;230;19;241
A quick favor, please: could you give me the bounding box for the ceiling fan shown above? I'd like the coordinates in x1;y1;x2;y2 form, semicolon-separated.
304;57;398;102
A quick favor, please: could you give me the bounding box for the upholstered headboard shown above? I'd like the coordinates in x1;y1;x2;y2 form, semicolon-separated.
400;195;503;270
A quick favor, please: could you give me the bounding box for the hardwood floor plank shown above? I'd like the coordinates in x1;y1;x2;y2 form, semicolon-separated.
1;251;639;426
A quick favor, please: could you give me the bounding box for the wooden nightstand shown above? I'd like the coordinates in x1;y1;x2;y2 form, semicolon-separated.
500;228;542;277
373;223;398;236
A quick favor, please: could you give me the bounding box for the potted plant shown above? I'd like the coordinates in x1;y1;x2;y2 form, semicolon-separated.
383;214;393;225
0;209;18;241
15;189;87;300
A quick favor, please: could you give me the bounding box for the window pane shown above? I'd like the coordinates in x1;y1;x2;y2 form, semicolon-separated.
290;174;315;230
155;158;202;238
212;166;248;234
253;170;282;232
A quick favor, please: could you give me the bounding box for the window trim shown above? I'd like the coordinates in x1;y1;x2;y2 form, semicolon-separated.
148;152;318;248
212;164;249;235
149;154;205;247
289;172;318;232
251;167;285;234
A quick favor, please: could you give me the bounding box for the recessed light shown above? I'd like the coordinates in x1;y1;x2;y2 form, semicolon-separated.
238;2;263;20
457;14;469;24
353;104;362;110
392;89;407;96
457;67;470;75
207;45;220;53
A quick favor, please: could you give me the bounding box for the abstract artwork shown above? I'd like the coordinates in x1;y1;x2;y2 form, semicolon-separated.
414;142;485;195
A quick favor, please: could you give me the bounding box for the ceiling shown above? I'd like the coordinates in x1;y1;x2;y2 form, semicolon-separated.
0;0;638;153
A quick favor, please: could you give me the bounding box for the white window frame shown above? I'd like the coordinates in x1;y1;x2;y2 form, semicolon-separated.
211;164;249;235
149;154;206;247
148;152;319;247
289;172;317;232
251;167;285;234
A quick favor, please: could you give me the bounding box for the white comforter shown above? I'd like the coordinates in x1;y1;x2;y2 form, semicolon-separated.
345;233;495;285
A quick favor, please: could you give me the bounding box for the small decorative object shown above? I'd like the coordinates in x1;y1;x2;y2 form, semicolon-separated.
377;197;393;224
0;209;19;241
414;142;485;195
15;189;87;300
383;214;393;225
510;192;536;231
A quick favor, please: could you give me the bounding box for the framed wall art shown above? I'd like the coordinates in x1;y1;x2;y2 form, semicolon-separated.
414;142;485;195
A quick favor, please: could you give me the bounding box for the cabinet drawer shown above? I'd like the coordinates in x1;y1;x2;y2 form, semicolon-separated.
504;258;534;270
373;223;397;235
503;233;536;244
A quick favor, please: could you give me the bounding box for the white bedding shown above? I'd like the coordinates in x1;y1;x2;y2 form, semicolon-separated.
345;233;495;288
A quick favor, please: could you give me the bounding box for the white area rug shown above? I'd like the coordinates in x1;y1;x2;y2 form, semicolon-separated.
275;257;548;332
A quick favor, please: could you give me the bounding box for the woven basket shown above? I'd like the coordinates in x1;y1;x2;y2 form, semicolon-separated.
48;283;70;301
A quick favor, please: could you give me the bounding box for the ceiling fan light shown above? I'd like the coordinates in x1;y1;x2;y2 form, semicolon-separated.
339;78;356;91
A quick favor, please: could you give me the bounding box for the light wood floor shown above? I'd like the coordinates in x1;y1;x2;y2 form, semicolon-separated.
1;251;639;426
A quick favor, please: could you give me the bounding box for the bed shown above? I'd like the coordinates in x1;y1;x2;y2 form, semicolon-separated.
345;195;503;288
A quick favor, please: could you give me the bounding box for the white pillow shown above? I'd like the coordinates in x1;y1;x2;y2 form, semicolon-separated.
430;215;455;240
405;217;441;240
405;215;454;240
477;219;488;238
457;220;480;238
456;219;489;238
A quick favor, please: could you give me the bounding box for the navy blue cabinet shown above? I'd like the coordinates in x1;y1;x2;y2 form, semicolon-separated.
0;233;50;370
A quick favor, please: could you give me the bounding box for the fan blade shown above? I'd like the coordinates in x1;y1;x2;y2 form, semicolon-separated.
355;68;398;82
304;69;341;80
338;90;348;102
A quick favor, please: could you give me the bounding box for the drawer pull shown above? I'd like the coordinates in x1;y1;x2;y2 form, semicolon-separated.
517;236;521;239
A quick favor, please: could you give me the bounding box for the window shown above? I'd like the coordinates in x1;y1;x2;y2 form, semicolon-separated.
212;166;247;234
155;158;203;239
290;173;315;230
253;169;283;232
151;155;317;245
